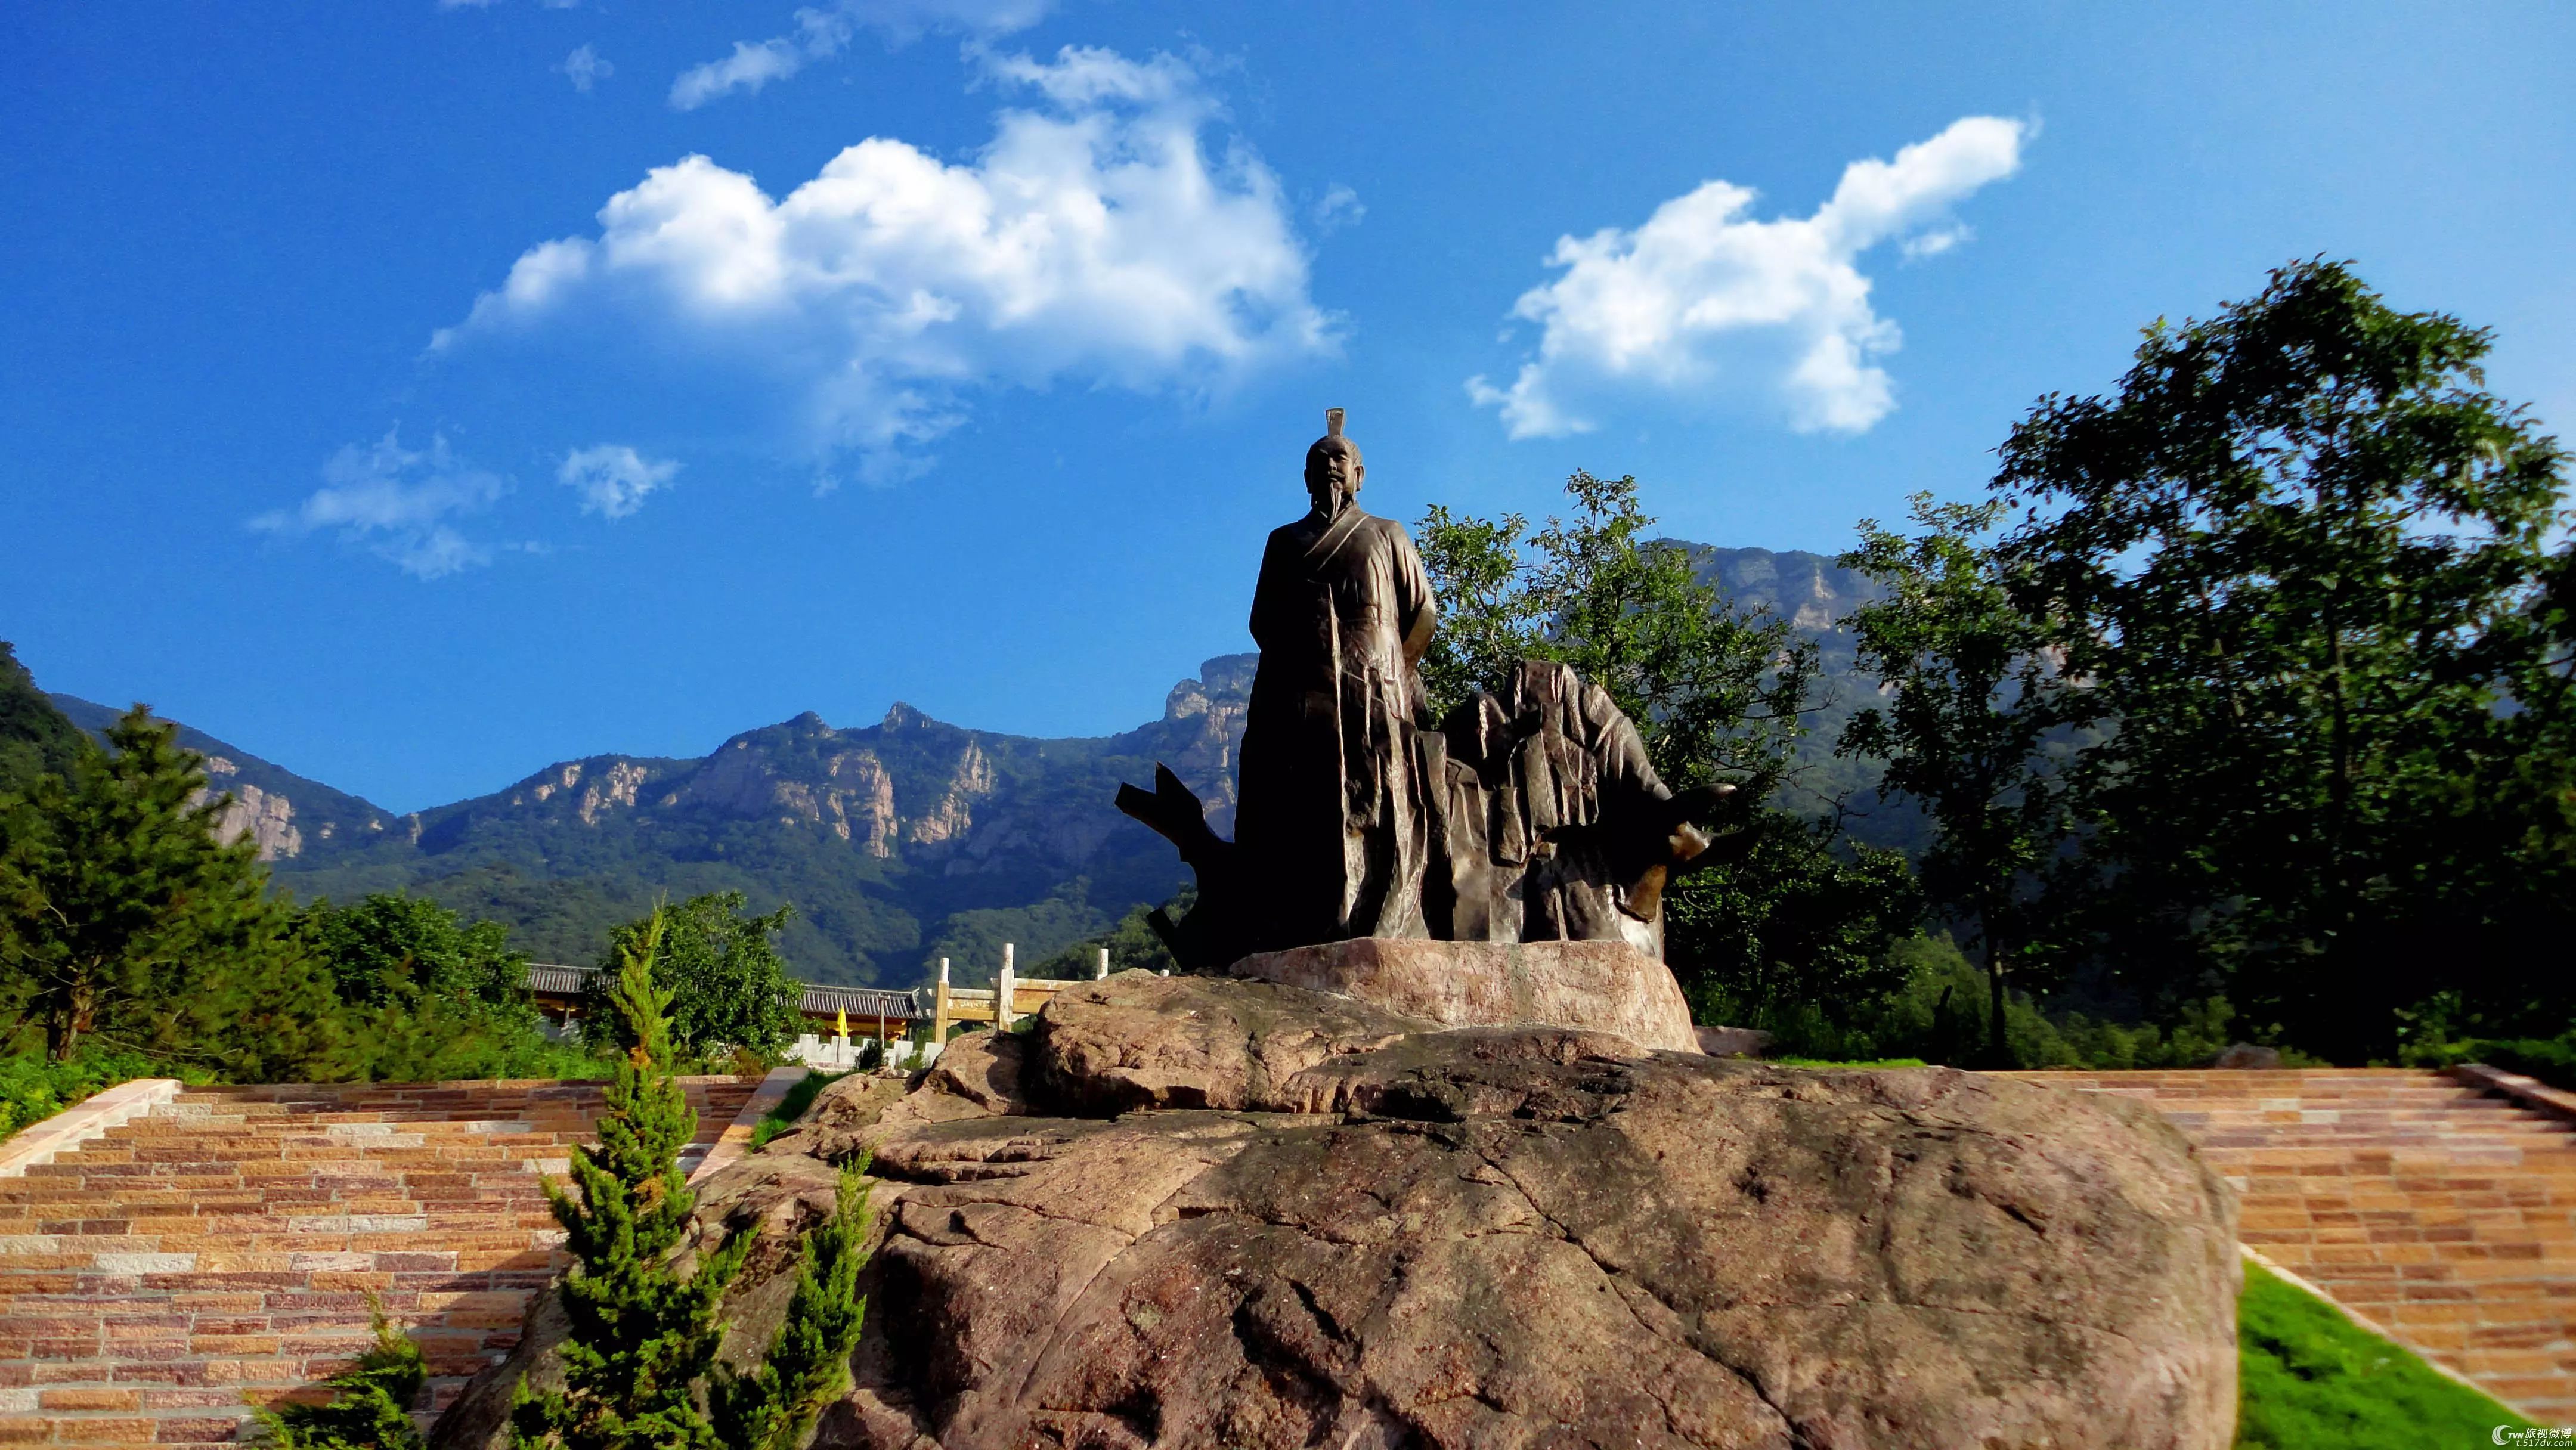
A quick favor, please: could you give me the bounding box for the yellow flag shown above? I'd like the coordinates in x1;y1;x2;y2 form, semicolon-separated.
835;1008;849;1039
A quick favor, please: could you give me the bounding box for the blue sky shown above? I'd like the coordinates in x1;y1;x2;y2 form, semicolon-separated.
5;2;2570;811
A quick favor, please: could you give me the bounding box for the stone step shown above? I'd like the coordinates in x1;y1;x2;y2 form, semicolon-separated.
2013;1066;2576;1418
0;1074;764;1448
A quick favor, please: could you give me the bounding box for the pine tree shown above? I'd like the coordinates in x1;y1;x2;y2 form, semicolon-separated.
711;1160;875;1450
511;909;747;1450
0;642;86;798
0;705;342;1073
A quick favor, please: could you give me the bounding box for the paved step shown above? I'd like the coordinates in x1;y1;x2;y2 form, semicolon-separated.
0;1076;759;1448
2017;1067;2576;1419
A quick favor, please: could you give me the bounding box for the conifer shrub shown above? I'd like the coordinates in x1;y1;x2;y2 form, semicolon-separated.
713;1161;875;1450
511;908;875;1450
257;1308;428;1450
512;908;747;1450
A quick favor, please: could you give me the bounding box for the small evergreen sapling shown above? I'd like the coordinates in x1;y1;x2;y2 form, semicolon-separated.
510;910;749;1450
510;906;878;1450
257;1307;429;1450
712;1160;876;1450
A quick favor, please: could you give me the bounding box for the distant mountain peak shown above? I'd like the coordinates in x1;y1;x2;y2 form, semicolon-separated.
883;701;928;730
45;692;393;863
1163;653;1257;723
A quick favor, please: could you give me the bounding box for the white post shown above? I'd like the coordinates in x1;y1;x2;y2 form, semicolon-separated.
1097;947;1110;980
998;943;1017;1030
939;956;950;985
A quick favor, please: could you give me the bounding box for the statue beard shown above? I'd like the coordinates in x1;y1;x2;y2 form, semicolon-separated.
1307;481;1355;520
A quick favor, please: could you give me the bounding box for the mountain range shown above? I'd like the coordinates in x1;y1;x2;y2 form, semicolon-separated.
14;545;1894;990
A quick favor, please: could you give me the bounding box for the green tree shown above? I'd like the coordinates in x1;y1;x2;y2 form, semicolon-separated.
584;891;801;1064
1662;811;1922;1028
1419;470;1816;794
517;909;878;1450
1838;494;2078;1066
306;891;527;1008
0;707;343;1074
1992;259;2575;1060
1031;885;1188;978
514;910;748;1450
301;893;577;1082
0;643;86;798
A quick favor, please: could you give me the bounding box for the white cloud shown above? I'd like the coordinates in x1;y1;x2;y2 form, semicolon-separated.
1469;116;2027;439
560;44;612;94
439;45;1333;476
252;430;509;580
1313;183;1364;234
670;0;1052;110
559;444;679;518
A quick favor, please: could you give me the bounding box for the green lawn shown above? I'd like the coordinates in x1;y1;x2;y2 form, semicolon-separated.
747;1067;849;1151
2236;1261;2532;1448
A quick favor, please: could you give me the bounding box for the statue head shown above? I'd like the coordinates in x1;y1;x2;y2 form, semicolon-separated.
1304;407;1363;515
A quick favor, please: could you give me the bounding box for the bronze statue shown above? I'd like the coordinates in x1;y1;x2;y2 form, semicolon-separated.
1120;410;1747;972
1233;408;1439;946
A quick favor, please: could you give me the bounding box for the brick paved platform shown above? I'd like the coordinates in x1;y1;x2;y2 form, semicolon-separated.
0;1076;760;1448
2018;1067;2576;1419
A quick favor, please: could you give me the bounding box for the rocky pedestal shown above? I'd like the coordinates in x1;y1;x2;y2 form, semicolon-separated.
1227;936;1702;1054
438;972;2241;1450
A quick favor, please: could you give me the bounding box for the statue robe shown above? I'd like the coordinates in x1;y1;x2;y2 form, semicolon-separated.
1234;503;1438;946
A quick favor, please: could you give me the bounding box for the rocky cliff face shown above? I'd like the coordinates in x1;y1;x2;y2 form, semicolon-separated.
198;758;302;860
1678;543;1888;634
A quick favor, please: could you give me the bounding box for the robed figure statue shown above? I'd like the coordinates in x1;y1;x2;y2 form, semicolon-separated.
1115;408;1750;972
1232;409;1439;944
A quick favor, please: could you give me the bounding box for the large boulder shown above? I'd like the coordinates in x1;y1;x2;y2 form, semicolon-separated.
442;972;2240;1450
1227;937;1702;1053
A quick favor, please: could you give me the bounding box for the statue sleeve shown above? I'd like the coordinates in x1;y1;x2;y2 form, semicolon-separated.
1391;525;1438;663
1248;531;1292;650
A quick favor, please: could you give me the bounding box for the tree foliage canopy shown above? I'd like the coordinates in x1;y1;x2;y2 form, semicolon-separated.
585;890;803;1064
1838;494;2081;1061
1419;470;1818;795
299;891;580;1082
1990;258;2575;1058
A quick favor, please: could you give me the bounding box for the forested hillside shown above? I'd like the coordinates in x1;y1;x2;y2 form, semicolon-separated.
258;657;1258;989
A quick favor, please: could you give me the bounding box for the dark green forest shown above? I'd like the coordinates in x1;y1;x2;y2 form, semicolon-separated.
5;259;2572;1104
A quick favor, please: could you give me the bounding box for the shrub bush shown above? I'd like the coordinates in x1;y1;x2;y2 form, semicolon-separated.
1703;934;2312;1070
0;1048;206;1140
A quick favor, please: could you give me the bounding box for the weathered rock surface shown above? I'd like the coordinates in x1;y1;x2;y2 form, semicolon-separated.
443;972;2240;1450
1228;936;1702;1053
1028;972;1436;1115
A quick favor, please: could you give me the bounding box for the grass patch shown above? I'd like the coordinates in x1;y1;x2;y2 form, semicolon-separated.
2235;1260;2530;1448
748;1068;849;1152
